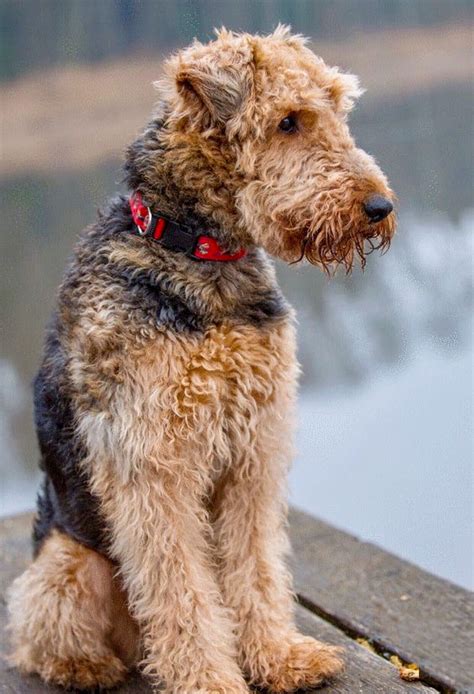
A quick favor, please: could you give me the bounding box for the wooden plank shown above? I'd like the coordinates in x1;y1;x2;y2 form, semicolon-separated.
0;602;437;694
294;606;436;694
0;514;437;693
289;507;474;693
0;606;436;694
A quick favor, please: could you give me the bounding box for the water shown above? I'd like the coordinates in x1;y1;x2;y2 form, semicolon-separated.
292;348;473;590
285;210;474;590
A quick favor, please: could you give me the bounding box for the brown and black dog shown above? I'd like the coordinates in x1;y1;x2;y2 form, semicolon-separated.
7;27;395;693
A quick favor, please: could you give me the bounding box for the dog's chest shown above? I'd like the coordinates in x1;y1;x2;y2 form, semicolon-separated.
179;319;297;477
182;318;295;402
155;317;298;475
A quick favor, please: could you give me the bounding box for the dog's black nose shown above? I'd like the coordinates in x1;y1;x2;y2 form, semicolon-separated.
363;195;393;223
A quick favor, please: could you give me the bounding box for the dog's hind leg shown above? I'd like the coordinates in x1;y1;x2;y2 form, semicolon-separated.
6;529;137;690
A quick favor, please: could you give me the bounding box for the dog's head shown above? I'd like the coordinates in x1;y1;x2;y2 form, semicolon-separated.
127;26;395;271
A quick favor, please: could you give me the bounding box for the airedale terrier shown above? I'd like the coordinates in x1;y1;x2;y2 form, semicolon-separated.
7;27;395;693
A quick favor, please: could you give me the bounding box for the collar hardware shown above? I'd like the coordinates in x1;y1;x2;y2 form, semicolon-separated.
135;206;151;236
129;192;246;262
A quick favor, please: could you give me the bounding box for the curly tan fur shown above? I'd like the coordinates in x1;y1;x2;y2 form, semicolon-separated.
7;530;136;689
7;26;393;693
153;25;395;271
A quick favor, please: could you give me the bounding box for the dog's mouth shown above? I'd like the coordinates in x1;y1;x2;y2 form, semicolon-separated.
294;214;395;273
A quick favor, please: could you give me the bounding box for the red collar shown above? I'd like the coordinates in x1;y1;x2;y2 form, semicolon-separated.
129;192;246;262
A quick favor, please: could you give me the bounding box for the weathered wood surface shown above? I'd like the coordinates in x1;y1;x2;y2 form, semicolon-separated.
0;512;449;693
289;507;474;693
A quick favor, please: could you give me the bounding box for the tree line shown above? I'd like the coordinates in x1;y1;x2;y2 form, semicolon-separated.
1;0;472;81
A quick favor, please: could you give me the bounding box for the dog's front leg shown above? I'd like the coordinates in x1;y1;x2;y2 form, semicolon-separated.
80;413;249;694
93;468;249;693
213;408;344;693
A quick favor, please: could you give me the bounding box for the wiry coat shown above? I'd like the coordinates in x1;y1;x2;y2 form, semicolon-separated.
32;196;290;558
7;26;394;694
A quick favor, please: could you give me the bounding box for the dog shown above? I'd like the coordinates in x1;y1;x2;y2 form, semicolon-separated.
7;26;395;693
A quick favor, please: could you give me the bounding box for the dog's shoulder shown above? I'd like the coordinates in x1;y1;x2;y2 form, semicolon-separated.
58;195;291;341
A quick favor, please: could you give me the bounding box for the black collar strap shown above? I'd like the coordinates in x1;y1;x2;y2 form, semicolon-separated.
129;192;247;262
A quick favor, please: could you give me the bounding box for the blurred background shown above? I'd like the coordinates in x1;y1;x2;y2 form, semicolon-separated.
0;0;472;589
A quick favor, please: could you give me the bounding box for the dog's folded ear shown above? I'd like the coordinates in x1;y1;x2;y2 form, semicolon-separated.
176;60;246;123
164;31;255;128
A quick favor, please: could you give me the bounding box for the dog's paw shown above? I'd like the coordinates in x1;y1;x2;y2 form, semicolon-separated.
21;653;128;690
247;636;344;693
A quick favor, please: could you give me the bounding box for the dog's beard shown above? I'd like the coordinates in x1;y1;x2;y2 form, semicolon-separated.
293;215;395;273
239;182;396;272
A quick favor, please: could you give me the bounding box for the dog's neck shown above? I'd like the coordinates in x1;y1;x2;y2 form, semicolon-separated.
124;110;251;254
129;191;247;262
98;197;286;328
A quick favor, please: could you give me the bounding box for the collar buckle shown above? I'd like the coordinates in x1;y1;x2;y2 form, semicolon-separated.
135;206;152;236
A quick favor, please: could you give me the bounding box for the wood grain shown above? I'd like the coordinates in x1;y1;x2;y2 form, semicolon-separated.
289;507;473;692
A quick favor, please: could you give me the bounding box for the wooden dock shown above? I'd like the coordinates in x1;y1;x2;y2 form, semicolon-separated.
1;510;472;693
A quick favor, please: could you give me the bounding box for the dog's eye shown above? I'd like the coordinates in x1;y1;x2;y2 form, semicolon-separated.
278;115;298;134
